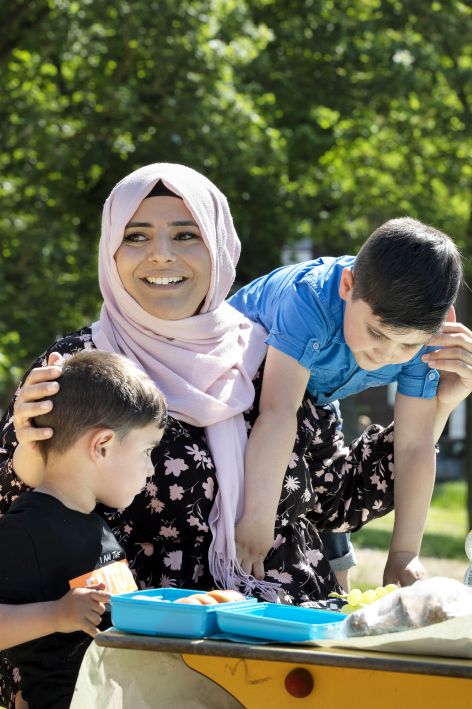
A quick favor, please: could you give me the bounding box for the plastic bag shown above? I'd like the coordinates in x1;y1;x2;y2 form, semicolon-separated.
345;577;472;637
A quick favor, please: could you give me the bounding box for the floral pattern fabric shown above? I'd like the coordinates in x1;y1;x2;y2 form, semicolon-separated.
0;327;396;707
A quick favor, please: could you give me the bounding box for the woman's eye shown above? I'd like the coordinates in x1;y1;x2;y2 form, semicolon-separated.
174;231;200;242
368;328;383;340
123;232;148;243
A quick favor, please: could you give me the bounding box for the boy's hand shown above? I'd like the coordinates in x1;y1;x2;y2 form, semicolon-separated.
383;551;427;587
53;585;111;638
235;515;274;580
423;321;472;408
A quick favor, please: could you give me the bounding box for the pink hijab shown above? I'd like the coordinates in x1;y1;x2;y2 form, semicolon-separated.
92;163;279;598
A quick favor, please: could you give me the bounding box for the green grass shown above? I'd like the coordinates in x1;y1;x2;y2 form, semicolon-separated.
352;481;469;560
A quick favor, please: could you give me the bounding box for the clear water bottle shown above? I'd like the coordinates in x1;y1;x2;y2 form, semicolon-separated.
465;531;472;586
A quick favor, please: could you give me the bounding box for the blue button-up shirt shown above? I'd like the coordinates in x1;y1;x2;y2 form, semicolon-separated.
229;256;439;405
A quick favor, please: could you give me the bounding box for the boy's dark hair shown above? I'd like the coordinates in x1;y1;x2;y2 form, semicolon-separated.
353;217;462;333
35;350;167;460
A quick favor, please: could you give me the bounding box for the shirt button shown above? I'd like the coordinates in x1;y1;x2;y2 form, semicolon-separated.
428;372;436;381
312;341;320;350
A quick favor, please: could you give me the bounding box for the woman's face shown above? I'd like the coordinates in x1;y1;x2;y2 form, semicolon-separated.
115;197;212;320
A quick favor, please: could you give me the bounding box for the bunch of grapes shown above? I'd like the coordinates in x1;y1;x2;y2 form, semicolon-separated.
330;584;398;613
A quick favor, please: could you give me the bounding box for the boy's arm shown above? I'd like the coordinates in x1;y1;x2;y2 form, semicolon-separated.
383;392;437;586
236;346;310;579
0;588;111;651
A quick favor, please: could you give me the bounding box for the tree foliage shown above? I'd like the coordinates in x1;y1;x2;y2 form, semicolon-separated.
0;1;470;415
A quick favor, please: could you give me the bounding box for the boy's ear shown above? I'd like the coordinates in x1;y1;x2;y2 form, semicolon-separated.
446;305;456;323
339;268;354;300
88;428;116;462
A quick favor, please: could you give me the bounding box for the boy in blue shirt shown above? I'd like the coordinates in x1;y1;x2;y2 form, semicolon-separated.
229;217;462;586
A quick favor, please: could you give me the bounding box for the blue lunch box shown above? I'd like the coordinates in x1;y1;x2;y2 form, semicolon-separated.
215;602;347;643
111;587;258;638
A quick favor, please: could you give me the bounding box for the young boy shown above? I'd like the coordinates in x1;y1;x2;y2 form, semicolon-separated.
229;217;462;585
0;350;167;709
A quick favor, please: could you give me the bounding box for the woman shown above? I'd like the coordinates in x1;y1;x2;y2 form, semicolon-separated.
1;163;471;707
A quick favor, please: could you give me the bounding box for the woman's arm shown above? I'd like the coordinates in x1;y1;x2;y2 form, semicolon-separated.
235;346;309;579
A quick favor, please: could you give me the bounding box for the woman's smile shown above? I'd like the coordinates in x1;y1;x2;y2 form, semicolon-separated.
115;196;212;320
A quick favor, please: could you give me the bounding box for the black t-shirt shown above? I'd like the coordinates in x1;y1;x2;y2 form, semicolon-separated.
0;492;126;709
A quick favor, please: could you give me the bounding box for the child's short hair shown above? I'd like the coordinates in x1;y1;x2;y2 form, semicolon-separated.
34;350;167;460
353;217;462;333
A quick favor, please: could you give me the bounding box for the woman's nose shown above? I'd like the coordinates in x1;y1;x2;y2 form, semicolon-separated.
147;235;176;262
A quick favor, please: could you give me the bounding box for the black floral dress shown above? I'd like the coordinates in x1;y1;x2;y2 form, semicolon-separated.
0;327;396;707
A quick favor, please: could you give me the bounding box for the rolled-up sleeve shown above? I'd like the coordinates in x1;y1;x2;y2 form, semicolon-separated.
397;349;439;399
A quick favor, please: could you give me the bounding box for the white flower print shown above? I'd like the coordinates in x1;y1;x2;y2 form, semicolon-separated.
163;550;183;570
169;484;184;501
373;499;383;510
266;569;293;583
159;526;178;538
306;548;323;567
185;444;206;462
332;522;350;532
361;508;370;522
272;534;285;550
284;475;300;492
202;477;214;500
187;515;209;533
288;453;299;469
302;488;311;502
302;417;314;433
148;498;165;513
136;542;154;557
164;458;189;477
159;574;177;588
146;481;158;496
192;563;204;583
370;473;387;492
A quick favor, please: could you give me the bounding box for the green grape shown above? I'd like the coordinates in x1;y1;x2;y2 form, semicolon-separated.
375;586;388;599
346;588;363;606
340;603;357;614
361;589;377;605
384;583;399;593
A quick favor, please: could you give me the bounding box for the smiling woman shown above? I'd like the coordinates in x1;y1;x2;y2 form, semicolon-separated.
115;194;212;321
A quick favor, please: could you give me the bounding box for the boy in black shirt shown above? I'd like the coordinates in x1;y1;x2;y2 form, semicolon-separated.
0;351;167;709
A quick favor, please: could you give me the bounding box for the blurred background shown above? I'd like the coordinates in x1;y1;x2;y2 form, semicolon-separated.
0;0;470;578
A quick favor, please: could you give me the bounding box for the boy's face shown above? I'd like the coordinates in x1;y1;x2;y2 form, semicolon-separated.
339;268;432;370
97;423;164;509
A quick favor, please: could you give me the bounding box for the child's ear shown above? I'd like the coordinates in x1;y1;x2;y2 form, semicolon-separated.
446;305;456;323
339;268;354;300
89;428;116;462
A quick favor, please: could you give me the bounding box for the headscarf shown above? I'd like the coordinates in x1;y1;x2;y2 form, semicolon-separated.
92;163;279;598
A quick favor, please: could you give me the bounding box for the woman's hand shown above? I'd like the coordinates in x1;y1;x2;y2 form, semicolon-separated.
12;352;63;486
423;321;472;409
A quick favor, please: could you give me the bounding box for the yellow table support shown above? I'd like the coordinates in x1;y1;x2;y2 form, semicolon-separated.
183;653;472;709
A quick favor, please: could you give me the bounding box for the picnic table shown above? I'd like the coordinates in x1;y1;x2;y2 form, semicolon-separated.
70;628;472;708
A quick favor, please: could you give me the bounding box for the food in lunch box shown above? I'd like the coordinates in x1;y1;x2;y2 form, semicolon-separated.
174;590;246;605
329;584;398;613
345;577;472;636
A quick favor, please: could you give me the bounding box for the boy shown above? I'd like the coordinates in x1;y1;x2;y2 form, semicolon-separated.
229;217;462;585
0;350;167;709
